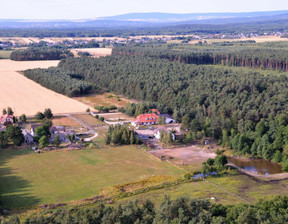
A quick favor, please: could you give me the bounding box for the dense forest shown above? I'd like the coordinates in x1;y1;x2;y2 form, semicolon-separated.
4;196;288;223
57;55;288;160
24;67;92;97
113;42;288;71
10;47;73;61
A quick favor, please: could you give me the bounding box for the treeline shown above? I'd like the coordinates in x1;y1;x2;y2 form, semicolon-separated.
112;45;288;71
221;113;288;169
0;126;24;148
105;125;141;145
58;55;288;157
6;196;288;224
24;67;92;97
118;103;160;117
10;47;73;61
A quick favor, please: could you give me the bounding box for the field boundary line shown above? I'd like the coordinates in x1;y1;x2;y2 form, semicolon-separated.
203;179;252;204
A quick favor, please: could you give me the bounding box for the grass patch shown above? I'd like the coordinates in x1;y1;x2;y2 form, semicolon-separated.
0;50;12;59
73;114;104;126
74;93;135;108
0;146;184;209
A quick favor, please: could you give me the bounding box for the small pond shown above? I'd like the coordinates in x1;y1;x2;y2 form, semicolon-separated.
228;157;283;175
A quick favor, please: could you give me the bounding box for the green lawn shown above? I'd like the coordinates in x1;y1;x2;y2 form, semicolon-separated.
0;146;184;209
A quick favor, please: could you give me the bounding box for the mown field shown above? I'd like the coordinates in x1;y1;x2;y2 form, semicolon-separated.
0;146;183;209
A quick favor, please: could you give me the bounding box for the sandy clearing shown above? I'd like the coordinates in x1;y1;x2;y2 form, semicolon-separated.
149;145;216;165
0;60;92;116
71;48;112;57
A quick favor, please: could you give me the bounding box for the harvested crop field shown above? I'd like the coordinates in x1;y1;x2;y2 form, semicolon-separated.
0;60;92;116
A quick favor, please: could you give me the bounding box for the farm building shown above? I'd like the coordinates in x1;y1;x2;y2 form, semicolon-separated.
131;113;159;127
22;129;34;144
51;125;74;143
0;114;13;125
131;109;175;127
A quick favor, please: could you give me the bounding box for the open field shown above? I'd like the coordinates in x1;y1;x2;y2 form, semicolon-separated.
74;93;136;108
0;146;183;209
71;48;112;57
73;114;105;126
101;113;134;122
0;59;92;116
118;171;288;206
52;116;82;127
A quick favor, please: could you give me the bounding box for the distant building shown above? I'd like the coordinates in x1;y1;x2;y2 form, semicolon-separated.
31;124;41;136
22;129;34;144
131;113;159;127
154;127;175;140
0;114;13;125
51;125;74;143
131;109;175;127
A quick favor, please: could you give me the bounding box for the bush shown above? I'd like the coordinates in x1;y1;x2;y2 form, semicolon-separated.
99;117;104;122
184;173;191;180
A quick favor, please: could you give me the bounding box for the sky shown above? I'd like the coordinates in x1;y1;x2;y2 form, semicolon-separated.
2;0;288;20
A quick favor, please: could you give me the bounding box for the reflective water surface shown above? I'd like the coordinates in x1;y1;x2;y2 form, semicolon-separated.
228;157;283;175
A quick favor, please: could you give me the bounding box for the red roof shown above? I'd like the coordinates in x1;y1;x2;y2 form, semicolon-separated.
133;113;158;124
151;109;160;115
0;114;13;123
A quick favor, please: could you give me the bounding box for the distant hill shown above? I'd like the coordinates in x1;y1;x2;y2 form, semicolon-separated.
1;10;288;30
98;11;288;23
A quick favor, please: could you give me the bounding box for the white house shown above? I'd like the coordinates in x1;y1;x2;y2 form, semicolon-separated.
22;129;34;144
154;127;175;140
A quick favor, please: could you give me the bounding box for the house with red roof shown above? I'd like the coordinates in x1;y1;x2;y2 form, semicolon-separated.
131;113;159;127
0;114;13;125
151;109;160;115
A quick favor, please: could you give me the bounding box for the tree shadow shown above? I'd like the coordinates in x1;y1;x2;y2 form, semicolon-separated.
0;149;41;210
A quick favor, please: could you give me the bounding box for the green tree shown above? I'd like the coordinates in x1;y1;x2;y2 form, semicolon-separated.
130;131;135;144
7;107;14;115
0;131;8;149
54;134;61;147
39;135;49;148
35;112;45;120
2;108;7;115
273;150;282;163
44;108;53;119
5;126;24;146
20;114;27;123
214;155;228;172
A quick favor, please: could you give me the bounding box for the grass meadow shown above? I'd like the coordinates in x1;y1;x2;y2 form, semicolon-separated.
118;171;288;206
0;146;183;209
